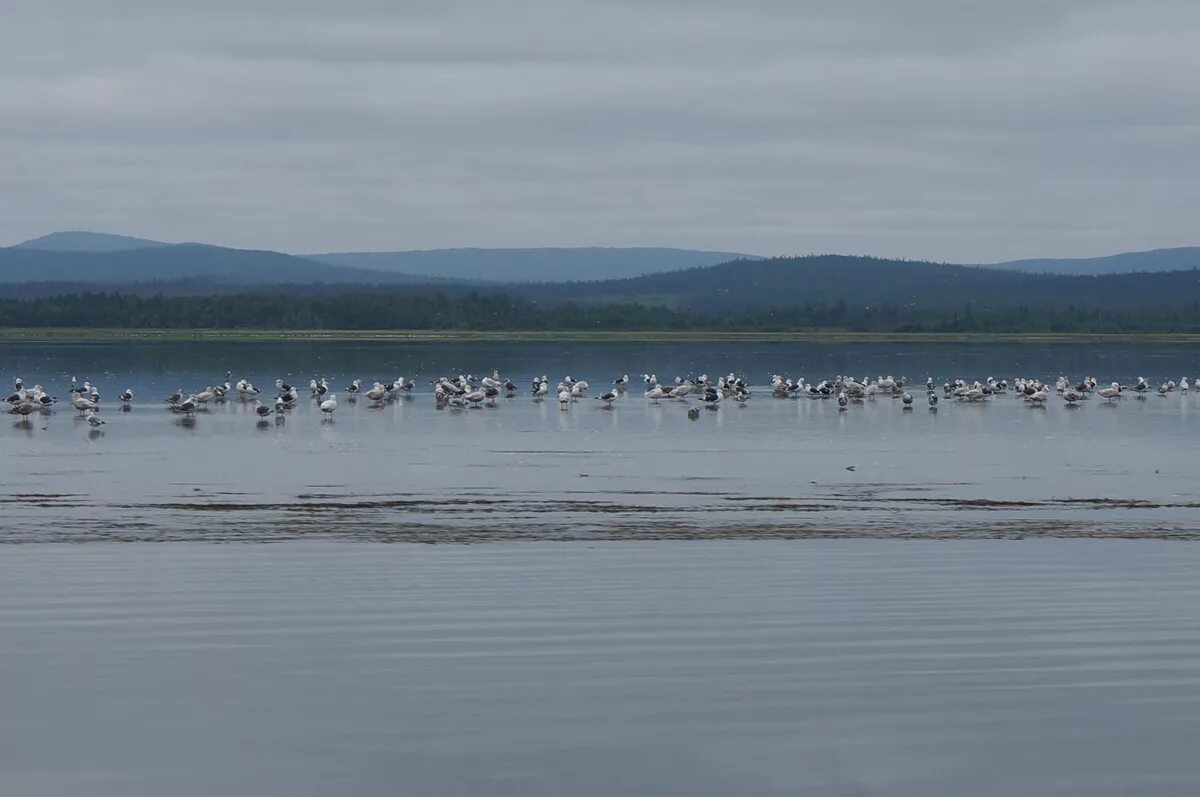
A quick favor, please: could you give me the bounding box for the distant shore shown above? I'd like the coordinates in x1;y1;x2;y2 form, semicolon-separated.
3;328;1200;344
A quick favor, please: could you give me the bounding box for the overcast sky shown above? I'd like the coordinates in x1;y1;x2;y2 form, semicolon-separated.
3;1;1198;260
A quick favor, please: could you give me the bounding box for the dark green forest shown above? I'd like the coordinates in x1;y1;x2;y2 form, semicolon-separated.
2;289;1199;333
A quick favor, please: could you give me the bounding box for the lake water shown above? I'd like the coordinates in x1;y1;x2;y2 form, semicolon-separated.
2;340;1199;541
4;340;1200;794
2;540;1200;796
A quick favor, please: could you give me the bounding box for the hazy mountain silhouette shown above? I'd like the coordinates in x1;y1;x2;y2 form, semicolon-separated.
0;244;428;285
988;247;1200;275
307;247;756;282
15;231;168;252
13;232;754;283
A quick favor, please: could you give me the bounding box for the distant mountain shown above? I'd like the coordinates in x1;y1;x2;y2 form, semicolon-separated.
307;247;755;283
989;247;1200;276
519;255;1200;314
15;231;169;252
0;244;431;286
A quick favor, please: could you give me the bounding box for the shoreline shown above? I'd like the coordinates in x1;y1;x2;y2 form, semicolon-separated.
3;328;1200;344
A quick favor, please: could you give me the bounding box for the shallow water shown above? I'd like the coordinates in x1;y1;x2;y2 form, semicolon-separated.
2;540;1199;796
3;340;1200;541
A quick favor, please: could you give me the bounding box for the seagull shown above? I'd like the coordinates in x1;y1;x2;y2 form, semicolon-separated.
687;407;700;420
596;389;619;407
253;399;272;419
646;385;666;404
901;392;913;408
613;374;630;389
558;388;571;409
928;393;939;408
8;401;37;418
120;389;134;403
319;393;338;419
1098;382;1122;401
165;387;184;404
837;391;848;411
72;395;98;415
85;411;106;428
346;379;361;395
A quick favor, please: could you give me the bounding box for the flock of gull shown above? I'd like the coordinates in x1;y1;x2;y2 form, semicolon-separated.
6;369;1197;431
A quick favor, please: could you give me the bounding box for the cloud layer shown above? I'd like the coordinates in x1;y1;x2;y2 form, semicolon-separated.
3;1;1199;260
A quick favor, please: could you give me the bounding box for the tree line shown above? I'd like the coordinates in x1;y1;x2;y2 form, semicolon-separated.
0;290;1198;333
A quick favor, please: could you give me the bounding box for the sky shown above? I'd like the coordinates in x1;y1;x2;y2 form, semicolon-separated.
2;1;1199;261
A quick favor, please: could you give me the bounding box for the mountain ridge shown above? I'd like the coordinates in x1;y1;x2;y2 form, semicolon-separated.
11;232;757;283
15;231;168;252
988;247;1200;276
307;247;756;282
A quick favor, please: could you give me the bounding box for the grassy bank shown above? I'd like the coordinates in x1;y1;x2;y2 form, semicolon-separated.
3;328;1200;344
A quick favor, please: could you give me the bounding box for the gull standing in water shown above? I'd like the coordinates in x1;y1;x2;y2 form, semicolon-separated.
8;401;37;420
364;382;388;405
72;395;98;416
596;389;619;407
319;393;338;420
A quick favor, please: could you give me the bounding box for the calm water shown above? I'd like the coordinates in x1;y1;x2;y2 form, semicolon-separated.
2;340;1199;540
2;541;1200;796
4;342;1200;794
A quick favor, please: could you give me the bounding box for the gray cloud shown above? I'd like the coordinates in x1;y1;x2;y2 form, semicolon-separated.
3;1;1199;260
